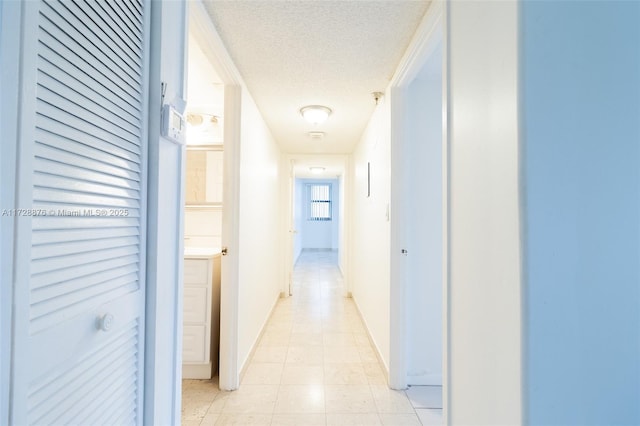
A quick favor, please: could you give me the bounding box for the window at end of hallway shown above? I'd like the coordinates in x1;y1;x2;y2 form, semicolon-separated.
308;184;331;221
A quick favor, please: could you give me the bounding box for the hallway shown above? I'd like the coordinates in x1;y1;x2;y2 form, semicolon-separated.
182;250;438;425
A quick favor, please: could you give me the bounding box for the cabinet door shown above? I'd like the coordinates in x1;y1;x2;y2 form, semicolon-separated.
184;286;208;324
184;259;208;284
183;325;206;362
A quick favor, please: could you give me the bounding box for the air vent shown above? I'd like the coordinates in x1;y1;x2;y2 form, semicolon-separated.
308;132;325;142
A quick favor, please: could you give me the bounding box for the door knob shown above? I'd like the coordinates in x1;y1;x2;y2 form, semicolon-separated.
97;313;114;332
221;247;228;256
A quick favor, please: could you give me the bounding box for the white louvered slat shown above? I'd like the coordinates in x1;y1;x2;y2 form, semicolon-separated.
34;158;141;191
37;53;141;122
37;26;140;110
37;71;141;137
39;0;141;98
53;0;142;78
29;331;136;413
35;134;141;177
32;235;139;259
10;0;150;423
32;226;139;245
88;2;142;61
36;114;142;164
33;173;140;200
32;269;140;307
27;322;139;424
31;254;139;290
37;100;141;153
33;190;140;210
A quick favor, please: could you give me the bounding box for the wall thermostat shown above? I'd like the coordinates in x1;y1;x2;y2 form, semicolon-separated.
162;104;186;145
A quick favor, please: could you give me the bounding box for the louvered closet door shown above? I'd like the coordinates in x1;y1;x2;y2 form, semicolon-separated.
11;0;150;424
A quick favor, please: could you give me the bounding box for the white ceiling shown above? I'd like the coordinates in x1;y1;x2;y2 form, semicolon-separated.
201;0;431;155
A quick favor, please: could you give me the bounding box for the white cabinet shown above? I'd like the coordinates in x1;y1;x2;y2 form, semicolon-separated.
182;251;221;379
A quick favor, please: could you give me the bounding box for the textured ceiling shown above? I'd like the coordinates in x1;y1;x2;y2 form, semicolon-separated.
202;0;431;154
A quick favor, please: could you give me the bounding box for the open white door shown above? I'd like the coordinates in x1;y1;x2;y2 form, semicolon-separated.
10;0;150;423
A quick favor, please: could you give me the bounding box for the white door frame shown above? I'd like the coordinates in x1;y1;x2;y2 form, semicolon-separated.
388;0;448;415
188;1;243;391
0;2;22;424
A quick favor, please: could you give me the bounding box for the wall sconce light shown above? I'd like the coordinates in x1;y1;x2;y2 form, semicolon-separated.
186;113;220;126
300;105;332;125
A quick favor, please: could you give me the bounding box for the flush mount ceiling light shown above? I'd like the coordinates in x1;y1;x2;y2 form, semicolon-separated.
309;167;325;174
300;105;332;125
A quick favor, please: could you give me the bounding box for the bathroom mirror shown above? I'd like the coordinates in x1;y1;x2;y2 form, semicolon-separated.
185;145;224;206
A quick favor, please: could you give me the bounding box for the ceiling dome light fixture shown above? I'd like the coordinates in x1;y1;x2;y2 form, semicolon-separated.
300;105;332;125
309;167;326;174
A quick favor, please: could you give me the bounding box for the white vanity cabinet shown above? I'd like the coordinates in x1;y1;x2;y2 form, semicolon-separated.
183;249;221;379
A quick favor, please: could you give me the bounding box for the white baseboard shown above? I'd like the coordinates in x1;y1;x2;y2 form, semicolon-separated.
352;296;390;383
182;362;212;379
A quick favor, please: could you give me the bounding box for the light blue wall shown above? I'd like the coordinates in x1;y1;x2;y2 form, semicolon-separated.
298;178;339;250
522;1;640;424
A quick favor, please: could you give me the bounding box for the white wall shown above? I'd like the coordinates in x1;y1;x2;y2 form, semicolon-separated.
522;2;640;424
236;89;283;372
298;178;339;250
351;99;391;371
405;43;443;386
145;1;188;424
447;1;522;424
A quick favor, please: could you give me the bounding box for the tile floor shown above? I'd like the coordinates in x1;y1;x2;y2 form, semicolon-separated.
182;250;442;425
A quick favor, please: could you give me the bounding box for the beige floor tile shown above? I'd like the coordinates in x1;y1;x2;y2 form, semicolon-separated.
353;333;371;347
357;346;379;363
362;363;387;385
182;420;203;426
326;413;382;425
221;385;279;414
324;385;377;413
207;392;230;413
378;413;422;425
281;364;324;385
259;330;291;347
323;332;357;347
271;413;326;425
199;411;220;426
290;332;324;346
323;346;361;364
274;384;325;414
324;363;368;385
286;346;324;364
241;362;284;385
323;320;352;332
213;413;272;425
251;346;288;363
292;322;323;334
182;399;213;421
